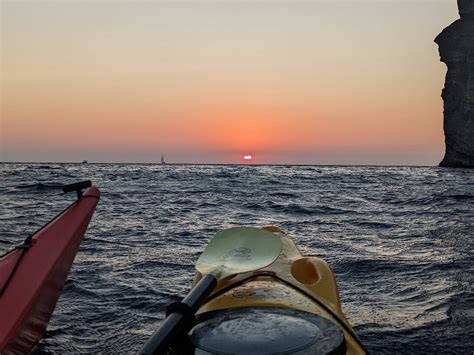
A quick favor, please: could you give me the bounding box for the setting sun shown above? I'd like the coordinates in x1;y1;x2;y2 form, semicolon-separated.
243;155;253;161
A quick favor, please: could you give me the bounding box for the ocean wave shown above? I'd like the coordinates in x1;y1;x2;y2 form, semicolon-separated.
2;163;472;354
15;182;63;191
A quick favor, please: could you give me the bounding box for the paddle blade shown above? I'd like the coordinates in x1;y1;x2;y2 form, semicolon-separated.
196;227;282;280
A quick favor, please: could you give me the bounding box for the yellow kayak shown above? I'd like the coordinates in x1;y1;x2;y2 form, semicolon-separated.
142;226;368;354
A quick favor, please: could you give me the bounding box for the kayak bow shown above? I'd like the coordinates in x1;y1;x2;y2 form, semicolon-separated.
0;182;100;354
142;226;368;354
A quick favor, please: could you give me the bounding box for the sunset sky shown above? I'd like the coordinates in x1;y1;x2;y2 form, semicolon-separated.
1;0;459;164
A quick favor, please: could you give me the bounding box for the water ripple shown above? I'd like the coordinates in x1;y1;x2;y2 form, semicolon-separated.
0;163;472;354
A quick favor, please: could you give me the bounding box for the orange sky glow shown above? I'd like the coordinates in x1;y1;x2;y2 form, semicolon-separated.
1;1;459;164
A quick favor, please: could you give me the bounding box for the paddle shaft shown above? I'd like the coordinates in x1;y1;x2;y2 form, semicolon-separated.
139;273;217;354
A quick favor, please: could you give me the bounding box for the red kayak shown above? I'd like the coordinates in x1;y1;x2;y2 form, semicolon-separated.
0;182;100;354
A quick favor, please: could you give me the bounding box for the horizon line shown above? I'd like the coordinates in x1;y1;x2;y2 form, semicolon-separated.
0;161;443;168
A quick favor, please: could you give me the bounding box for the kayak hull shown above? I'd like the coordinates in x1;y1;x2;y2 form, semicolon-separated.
0;187;100;354
190;226;366;354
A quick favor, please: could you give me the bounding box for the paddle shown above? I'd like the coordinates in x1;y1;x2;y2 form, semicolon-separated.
139;227;283;354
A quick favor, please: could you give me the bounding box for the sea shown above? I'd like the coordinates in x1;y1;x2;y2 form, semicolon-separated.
0;163;473;354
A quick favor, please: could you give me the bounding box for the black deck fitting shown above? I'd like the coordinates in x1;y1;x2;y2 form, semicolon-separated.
62;180;92;199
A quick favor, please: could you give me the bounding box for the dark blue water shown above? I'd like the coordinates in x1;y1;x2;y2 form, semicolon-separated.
1;163;473;354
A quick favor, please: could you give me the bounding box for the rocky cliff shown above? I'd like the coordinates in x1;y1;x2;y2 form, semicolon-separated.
435;0;474;168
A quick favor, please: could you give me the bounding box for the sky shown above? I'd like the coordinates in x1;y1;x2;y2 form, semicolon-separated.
1;0;459;164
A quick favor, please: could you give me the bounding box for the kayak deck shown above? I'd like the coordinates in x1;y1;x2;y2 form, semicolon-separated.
191;226;366;354
0;186;100;354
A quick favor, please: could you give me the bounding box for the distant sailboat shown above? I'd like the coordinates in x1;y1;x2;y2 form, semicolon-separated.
82;160;88;164
161;154;166;165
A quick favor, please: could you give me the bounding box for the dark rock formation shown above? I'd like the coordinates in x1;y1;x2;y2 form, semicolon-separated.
435;0;474;168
